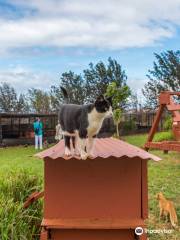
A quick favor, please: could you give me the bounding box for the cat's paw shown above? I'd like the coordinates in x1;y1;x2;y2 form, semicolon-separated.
81;152;89;160
88;154;94;159
65;147;72;156
87;150;93;158
75;150;80;156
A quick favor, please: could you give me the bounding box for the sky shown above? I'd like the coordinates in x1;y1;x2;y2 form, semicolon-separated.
0;0;180;100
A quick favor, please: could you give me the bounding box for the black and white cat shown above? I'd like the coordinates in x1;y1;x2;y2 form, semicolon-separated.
59;88;113;160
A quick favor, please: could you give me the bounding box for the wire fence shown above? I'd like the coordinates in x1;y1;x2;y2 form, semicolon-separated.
120;111;168;135
0;111;169;145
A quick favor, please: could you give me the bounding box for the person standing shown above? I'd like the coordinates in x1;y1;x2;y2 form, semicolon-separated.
33;117;43;150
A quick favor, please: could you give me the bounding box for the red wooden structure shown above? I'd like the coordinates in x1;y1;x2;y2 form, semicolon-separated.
34;137;160;240
144;91;180;153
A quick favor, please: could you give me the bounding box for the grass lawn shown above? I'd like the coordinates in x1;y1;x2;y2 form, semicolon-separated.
0;134;180;239
0;146;43;176
124;134;180;240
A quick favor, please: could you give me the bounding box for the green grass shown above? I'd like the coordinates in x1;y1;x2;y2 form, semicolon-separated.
0;146;43;240
0;146;43;176
124;134;180;240
0;170;43;240
0;135;180;240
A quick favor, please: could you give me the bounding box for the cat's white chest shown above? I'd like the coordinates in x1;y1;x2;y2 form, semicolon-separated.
87;109;105;137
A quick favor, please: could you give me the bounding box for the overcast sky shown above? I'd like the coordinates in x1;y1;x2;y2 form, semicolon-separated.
0;0;180;98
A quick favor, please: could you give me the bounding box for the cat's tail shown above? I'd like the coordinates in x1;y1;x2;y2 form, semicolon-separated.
61;87;69;103
169;202;178;228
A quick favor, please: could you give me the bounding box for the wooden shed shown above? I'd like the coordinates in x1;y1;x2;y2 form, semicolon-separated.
37;138;161;240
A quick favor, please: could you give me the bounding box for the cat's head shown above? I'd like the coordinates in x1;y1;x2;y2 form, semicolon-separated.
156;192;164;200
95;95;113;117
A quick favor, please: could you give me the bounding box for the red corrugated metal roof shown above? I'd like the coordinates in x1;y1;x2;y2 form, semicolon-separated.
36;138;161;161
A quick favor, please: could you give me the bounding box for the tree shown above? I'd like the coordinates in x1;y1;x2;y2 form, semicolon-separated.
106;82;131;109
128;93;139;112
113;109;122;138
106;82;131;138
50;85;63;111
15;94;30;113
142;50;180;108
61;71;85;104
28;88;51;113
0;83;30;113
0;83;18;112
84;57;128;104
50;71;85;109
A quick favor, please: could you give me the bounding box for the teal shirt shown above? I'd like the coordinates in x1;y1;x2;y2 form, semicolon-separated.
33;121;43;136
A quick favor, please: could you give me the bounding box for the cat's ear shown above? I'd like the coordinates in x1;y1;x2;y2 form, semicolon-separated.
96;95;104;102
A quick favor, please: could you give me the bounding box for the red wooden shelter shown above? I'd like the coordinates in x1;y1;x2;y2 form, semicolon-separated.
35;137;160;240
144;91;180;152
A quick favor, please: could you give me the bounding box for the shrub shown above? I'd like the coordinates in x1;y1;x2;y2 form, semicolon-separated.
154;131;174;142
163;115;173;131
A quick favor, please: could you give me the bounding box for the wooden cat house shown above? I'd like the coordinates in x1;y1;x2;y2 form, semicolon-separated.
35;137;161;240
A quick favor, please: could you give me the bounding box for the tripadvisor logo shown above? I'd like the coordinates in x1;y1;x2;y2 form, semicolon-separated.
135;227;144;236
135;227;173;236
